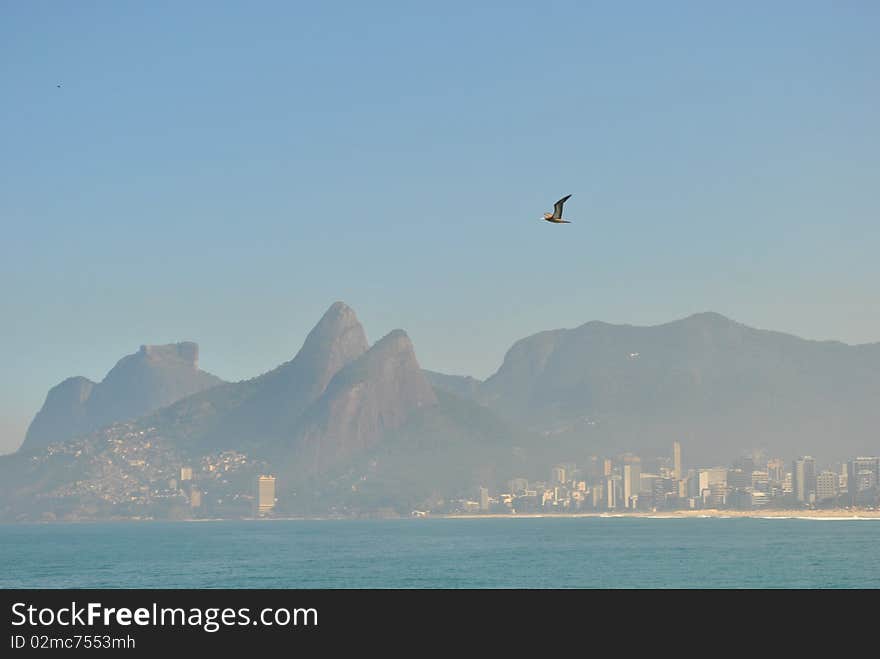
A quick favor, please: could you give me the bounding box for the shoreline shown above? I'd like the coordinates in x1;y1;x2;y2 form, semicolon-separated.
6;508;880;524
434;509;880;520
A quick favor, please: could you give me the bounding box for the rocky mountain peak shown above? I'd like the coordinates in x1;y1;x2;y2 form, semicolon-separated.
292;328;438;476
138;342;200;367
21;343;223;452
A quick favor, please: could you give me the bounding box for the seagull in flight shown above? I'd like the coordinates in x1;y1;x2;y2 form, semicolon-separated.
542;194;572;224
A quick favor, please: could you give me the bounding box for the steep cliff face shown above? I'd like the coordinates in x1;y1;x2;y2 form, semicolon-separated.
293;330;438;475
85;342;219;429
241;301;370;425
23;377;95;450
21;343;223;452
149;302;370;448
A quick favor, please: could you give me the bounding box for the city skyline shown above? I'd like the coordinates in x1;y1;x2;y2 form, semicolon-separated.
3;293;876;530
4;414;877;522
398;444;880;516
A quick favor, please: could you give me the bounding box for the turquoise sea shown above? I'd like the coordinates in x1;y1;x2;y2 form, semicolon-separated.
1;518;878;588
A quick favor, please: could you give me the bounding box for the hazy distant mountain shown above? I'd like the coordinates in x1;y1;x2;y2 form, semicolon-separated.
1;303;533;519
27;307;879;466
149;301;369;450
7;304;880;520
472;312;880;463
289;330;438;476
22;342;223;452
147;304;533;504
151;307;476;483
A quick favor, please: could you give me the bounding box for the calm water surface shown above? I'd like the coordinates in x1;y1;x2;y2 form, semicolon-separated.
1;517;878;588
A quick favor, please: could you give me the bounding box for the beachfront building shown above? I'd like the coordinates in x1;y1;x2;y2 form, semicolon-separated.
793;457;817;504
816;471;839;502
254;475;276;516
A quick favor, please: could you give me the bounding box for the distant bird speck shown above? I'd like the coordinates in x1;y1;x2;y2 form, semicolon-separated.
56;84;62;88
542;194;572;224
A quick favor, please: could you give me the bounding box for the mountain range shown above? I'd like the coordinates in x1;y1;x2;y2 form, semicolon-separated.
457;311;880;464
5;302;879;518
141;303;532;511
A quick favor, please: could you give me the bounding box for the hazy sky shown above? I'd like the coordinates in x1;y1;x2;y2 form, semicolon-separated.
1;1;878;454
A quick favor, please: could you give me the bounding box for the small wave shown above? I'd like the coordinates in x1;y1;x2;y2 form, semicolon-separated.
758;515;879;521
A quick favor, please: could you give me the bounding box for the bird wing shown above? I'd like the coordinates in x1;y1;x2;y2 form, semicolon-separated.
553;194;572;219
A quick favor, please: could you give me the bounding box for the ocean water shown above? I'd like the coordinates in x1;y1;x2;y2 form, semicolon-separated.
1;517;878;588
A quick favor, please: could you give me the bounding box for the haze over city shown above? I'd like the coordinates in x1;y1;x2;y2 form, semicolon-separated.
2;1;879;456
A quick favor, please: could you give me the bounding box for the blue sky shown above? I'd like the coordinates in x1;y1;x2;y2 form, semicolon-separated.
1;1;878;453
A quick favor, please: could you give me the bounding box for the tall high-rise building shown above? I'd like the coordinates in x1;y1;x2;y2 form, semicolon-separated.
255;475;276;516
792;457;817;503
479;487;490;511
623;464;635;508
180;467;193;482
672;441;682;480
603;459;613;477
190;488;202;509
591;485;604;509
606;477;619;510
620;454;641;508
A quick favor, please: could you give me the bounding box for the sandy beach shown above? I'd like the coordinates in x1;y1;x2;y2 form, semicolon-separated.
436;509;880;520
